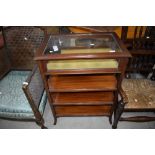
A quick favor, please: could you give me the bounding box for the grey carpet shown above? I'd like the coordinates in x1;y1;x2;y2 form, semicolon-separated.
0;102;155;129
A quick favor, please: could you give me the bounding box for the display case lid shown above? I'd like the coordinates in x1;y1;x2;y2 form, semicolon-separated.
44;33;122;55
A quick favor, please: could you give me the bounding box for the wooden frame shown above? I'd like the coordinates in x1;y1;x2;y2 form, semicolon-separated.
35;32;131;126
22;65;47;128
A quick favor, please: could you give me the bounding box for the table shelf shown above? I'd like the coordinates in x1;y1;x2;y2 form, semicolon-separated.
48;74;117;92
55;105;112;117
52;92;114;106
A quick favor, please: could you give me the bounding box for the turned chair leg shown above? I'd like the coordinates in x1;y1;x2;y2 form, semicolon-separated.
112;100;125;129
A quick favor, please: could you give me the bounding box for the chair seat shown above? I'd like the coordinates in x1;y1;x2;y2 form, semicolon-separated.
122;79;155;109
0;71;46;119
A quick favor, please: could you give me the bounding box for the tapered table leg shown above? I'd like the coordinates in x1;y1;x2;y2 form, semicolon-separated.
112;100;125;129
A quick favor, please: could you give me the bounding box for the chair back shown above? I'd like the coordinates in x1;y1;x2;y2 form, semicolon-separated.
133;26;155;50
3;27;46;70
121;26;155;75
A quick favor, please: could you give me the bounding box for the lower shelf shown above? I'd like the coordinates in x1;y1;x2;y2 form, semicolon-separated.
55;105;112;117
53;92;114;106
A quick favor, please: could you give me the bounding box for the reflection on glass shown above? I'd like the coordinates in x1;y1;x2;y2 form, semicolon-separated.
44;34;121;54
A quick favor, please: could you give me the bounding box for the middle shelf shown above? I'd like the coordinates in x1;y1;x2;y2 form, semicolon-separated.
48;74;117;92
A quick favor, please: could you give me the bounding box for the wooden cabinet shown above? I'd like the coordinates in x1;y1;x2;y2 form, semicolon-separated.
35;32;131;126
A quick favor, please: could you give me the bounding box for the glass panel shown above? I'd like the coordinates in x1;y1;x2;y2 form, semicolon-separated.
44;34;121;55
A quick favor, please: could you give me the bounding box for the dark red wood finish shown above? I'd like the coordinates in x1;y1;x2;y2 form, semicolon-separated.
35;32;131;126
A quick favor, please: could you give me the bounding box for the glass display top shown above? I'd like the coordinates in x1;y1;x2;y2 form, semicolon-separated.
44;34;122;55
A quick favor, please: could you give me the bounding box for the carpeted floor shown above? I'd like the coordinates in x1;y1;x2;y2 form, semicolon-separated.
0;71;155;129
0;101;155;129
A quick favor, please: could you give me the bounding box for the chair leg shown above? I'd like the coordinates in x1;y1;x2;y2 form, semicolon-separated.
109;106;115;125
41;125;48;129
112;100;125;129
36;119;48;129
109;116;112;124
53;116;57;125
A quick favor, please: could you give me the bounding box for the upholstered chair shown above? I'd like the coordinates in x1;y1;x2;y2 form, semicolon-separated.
0;66;47;128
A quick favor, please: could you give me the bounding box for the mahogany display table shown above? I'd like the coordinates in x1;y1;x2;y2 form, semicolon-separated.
35;32;131;126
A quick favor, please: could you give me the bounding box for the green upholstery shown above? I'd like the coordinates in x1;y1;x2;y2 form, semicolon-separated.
47;59;118;70
61;48;112;54
0;71;47;119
